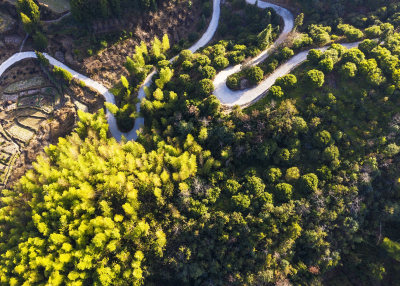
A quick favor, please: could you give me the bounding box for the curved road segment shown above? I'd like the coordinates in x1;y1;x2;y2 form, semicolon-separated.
0;0;363;141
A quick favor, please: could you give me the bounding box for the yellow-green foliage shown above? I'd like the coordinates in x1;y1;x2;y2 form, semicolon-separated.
0;110;198;285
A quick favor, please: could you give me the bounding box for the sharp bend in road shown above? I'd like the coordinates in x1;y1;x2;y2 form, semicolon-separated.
0;0;363;141
214;42;363;107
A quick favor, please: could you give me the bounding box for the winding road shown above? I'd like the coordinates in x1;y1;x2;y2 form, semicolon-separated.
0;0;363;141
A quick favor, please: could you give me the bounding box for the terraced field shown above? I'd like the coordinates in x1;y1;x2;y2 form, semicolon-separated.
0;73;57;186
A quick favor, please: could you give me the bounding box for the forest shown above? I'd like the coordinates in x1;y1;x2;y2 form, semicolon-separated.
1;0;400;285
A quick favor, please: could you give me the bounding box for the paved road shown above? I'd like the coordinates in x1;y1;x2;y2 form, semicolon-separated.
0;0;363;141
214;42;362;107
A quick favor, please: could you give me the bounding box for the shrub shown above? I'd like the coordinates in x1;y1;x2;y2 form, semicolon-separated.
257;24;273;50
264;59;279;73
382;237;400;262
195;54;211;66
100;40;108;49
342;48;365;64
299;173;319;194
292;117;308;134
337;24;364;41
314;130;332;147
178;74;192;92
246;47;261;57
227;74;240;90
197;79;214;97
293;33;313;50
178;49;193;63
157;59;170;69
341;62;358;78
365;25;383;38
306;69;325;88
233;44;247;52
323;145;340;161
318;58;334;73
322;48;339;63
359;39;378;55
199;65;216;79
285;167;300;181
275;74;297;90
329;43;346;57
308;24;331;45
227;51;245;65
246;66;264;85
33;31;48;51
384;143;400;157
212;44;226;58
213;56;229;70
274;183;293;203
279;47;294;61
276;148;291;164
307;49;322;64
265;167;282;183
268;85;284;98
182;60;194;71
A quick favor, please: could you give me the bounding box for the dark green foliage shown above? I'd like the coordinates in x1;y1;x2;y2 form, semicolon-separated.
276;74;297;90
274;183;293;203
307;49;322;64
342;48;366;64
199;65;216;79
227;74;240;90
382;238;400;262
308;24;331;45
197;78;214;97
278;47;294;61
341;62;358;78
213;56;229;70
33;31;48;51
299;173;318;194
337;24;364;41
257;24;273;50
318;57;334;73
268;85;284;98
245;66;264;85
306;69;325;88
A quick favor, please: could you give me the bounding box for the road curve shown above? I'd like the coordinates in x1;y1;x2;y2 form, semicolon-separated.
0;0;362;142
135;0;221;141
0;0;221;141
213;0;294;107
215;42;363;107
